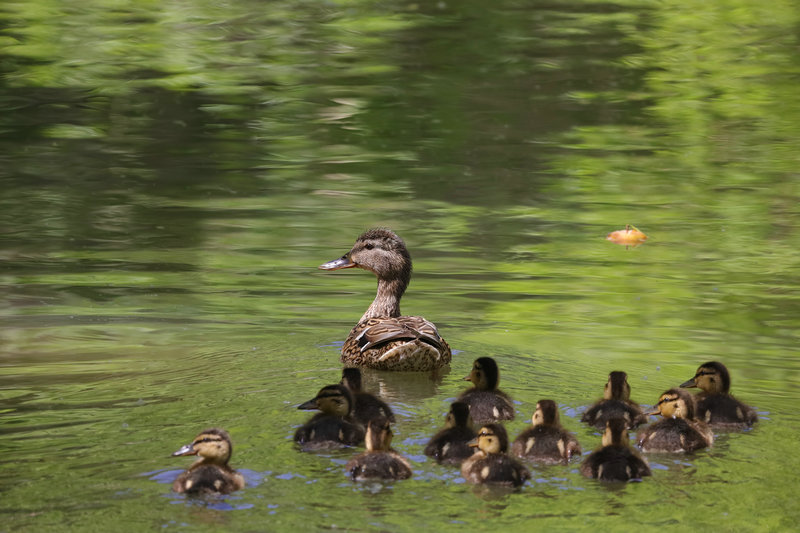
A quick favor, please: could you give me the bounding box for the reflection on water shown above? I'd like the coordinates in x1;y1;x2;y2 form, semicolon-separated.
2;0;800;531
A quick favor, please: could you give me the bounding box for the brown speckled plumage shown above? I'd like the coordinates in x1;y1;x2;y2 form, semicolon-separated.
319;228;451;371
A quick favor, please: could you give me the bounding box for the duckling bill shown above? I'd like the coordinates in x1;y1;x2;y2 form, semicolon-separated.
172;428;245;495
319;228;451;371
294;384;365;451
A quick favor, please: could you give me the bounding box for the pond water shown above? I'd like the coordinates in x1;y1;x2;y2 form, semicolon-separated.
2;0;799;531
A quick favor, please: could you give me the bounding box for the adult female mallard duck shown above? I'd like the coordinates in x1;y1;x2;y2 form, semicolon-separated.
580;418;651;482
511;400;581;464
294;384;365;451
172;428;245;495
319;228;451;371
680;361;757;428
637;388;714;453
581;371;647;429
461;423;530;487
424;401;477;465
458;357;515;424
345;417;412;481
340;367;395;427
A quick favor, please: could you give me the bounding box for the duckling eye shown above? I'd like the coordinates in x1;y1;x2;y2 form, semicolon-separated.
365;243;374;250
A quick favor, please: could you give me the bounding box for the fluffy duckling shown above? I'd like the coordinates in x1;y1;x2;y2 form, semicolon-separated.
580;418;651;482
461;423;530;487
294;384;365;450
345;417;412;481
511;400;581;464
458;357;515;424
637;388;714;453
424;401;477;465
172;428;245;495
581;371;647;429
319;228;451;371
340;367;395;426
680;361;757;428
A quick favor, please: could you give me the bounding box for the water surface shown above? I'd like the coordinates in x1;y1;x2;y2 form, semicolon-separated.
1;0;799;531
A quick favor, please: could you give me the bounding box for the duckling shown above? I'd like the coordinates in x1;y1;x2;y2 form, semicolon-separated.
458;357;515;424
581;371;647;429
637;388;714;453
319;228;451;371
345;417;412;481
340;367;395;426
171;428;245;495
580;418;651;482
294;384;365;451
424;401;477;465
680;361;757;428
461;423;530;487
511;400;581;464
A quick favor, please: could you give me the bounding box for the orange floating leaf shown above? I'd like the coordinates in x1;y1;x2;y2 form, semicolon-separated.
606;224;648;249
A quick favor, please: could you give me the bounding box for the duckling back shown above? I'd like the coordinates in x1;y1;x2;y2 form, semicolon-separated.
580;446;651;482
341;367;396;426
581;399;647;429
511;425;581;465
173;464;245;495
345;417;412;481
459;357;515;424
695;394;757;428
461;453;531;487
637;418;713;453
294;384;365;451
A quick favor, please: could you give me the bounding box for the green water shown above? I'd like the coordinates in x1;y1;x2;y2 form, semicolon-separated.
2;0;799;531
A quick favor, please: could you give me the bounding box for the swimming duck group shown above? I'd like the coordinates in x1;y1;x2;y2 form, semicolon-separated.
169;229;758;494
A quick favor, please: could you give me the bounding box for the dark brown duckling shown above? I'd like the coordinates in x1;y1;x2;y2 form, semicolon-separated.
637;388;714;453
458;357;515;424
511;400;581;464
461;423;530;487
424;401;477;465
581;371;647;429
580;418;651;482
345;417;412;481
172;428;245;495
294;384;365;451
680;361;757;428
340;367;395;426
319;228;451;371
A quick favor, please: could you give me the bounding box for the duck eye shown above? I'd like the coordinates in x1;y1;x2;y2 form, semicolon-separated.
365;243;374;250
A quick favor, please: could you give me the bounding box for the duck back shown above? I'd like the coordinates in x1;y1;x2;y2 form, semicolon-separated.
458;390;514;424
696;393;757;428
173;464;245;495
424;426;477;465
511;426;581;464
346;452;412;481
581;399;646;429
638;418;712;452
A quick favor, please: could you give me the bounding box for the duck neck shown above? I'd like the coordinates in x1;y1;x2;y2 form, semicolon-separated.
360;278;406;321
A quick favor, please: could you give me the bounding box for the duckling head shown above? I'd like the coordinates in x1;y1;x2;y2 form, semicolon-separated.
172;428;233;466
603;371;631;401
298;384;354;417
445;401;474;430
340;367;363;393
318;228;411;285
648;388;696;420
365;417;393;452
680;361;731;395
470;423;509;455
464;357;500;391
602;418;629;447
531;399;560;427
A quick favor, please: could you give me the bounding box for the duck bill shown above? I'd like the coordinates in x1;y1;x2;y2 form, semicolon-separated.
319;255;356;270
467;437;479;448
297;398;319;410
646;409;661;416
171;443;197;457
679;378;697;388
